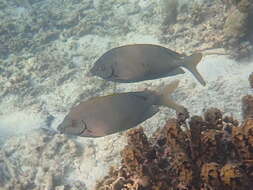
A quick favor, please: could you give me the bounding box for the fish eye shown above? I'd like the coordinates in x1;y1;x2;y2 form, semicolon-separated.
80;120;92;134
79;120;87;134
92;64;113;79
99;64;105;70
61;119;86;135
102;66;113;78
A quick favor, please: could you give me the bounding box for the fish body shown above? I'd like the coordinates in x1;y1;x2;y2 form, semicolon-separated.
57;80;186;138
90;44;206;86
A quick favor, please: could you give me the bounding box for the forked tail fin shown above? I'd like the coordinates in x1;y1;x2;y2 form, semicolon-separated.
158;80;187;114
183;53;206;86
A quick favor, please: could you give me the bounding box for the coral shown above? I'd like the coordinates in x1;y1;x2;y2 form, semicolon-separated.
97;103;253;189
233;119;253;161
242;95;253;120
201;162;222;189
223;8;248;40
189;2;205;25
160;0;178;29
203;108;223;129
236;0;253;13
249;72;253;88
0;0;137;59
222;0;253;60
159;0;253;60
220;163;250;189
159;1;226;55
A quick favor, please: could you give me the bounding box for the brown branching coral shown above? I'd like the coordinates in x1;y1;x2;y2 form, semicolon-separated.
220;163;250;190
249;72;253;88
203;108;223;128
96;78;253;189
242;95;253;120
201;162;222;189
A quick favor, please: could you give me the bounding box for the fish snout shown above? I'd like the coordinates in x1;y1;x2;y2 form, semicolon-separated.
87;67;95;77
89;64;113;79
57;123;65;133
86;72;93;77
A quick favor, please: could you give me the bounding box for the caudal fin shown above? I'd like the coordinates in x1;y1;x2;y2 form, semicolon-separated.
183;53;206;86
158;80;187;114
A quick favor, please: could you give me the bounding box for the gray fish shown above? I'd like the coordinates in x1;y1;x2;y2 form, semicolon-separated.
90;44;206;86
57;80;186;138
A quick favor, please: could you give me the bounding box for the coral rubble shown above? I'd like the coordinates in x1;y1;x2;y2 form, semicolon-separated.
96;110;253;189
159;0;253;60
0;0;139;59
0;130;85;190
159;1;226;54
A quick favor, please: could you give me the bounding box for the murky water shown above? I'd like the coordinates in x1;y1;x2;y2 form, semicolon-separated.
0;0;252;189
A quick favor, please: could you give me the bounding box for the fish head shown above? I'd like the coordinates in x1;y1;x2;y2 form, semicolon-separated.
89;62;113;79
57;116;94;137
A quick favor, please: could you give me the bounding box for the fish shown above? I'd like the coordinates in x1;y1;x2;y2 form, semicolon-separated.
90;44;206;86
57;80;186;138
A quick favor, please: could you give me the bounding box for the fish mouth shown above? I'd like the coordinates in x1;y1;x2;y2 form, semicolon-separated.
90;64;114;79
86;70;94;77
57;120;85;136
57;124;64;133
88;66;97;77
78;120;87;135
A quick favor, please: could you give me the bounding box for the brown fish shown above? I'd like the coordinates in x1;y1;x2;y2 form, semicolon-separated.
90;44;206;86
57;80;186;138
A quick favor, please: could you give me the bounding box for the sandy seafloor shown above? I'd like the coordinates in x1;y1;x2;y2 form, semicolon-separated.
0;0;252;189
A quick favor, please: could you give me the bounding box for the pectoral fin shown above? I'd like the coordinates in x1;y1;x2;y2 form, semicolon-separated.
167;67;185;76
139;107;159;123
